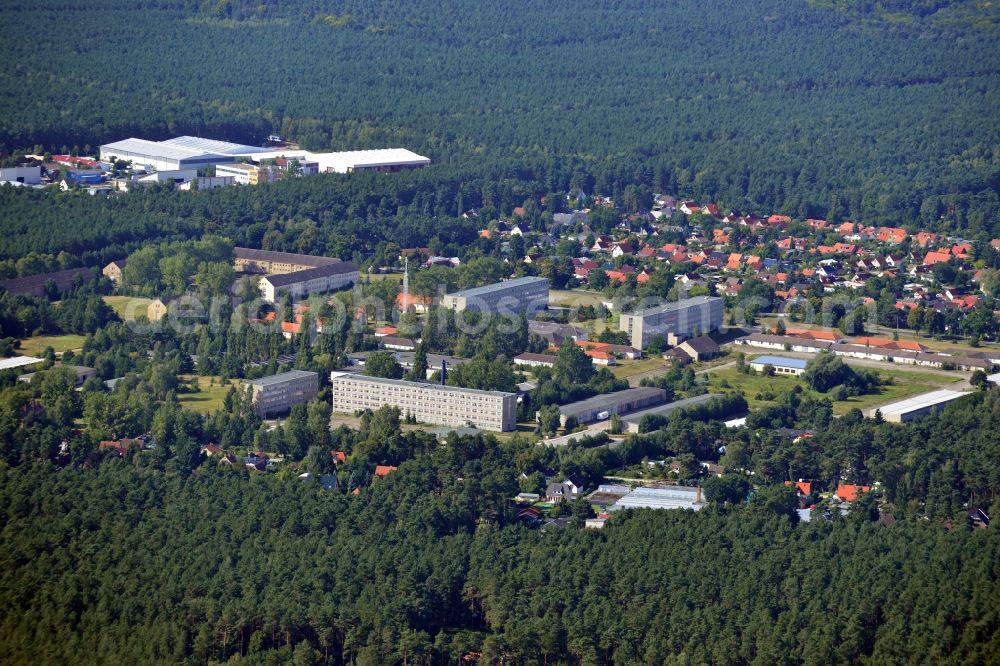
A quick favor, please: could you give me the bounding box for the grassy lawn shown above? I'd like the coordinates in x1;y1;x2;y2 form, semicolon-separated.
177;375;241;413
365;273;403;284
549;289;606;308
704;363;964;416
104;295;153;321
19;334;87;357
611;357;670;379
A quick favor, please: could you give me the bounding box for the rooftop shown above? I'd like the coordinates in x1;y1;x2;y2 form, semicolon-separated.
0;356;44;371
262;261;359;287
446;276;549;299
246;370;318;387
628;295;721;318
750;355;808;370
330;372;516;399
234;247;342;268
876;389;970;416
558;387;666;417
621;393;724;424
612;486;705;511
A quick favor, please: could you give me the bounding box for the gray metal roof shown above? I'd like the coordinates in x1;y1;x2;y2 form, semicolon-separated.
246;370;318;387
876;389;970;416
101;138;221;162
628;295;721;318
160;135;268;155
558;387;666;417
622;393;724;424
447;276;549;299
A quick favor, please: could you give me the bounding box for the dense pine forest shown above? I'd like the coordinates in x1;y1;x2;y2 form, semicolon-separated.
1;0;999;242
1;388;1000;664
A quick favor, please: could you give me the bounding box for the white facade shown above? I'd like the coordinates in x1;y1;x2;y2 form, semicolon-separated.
0;166;42;185
875;389;970;423
259;263;359;303
330;372;518;432
443;276;549;314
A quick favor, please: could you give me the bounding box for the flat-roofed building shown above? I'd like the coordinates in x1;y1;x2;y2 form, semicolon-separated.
235;148;431;174
100;136;268;172
246;370;319;417
873;389;970;423
329;372;517;432
443;276;549;314
749;355;808;376
258;261;358;303
555;387;667;428
619;295;723;349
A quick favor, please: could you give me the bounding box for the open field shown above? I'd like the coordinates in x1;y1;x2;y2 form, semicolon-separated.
18;334;87;357
549;289;606;308
104;295;154;321
703;363;965;416
177;375;240;413
364;273;403;284
611;357;671;380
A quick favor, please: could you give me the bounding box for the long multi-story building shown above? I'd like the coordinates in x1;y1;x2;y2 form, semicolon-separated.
619;295;723;349
329;372;518;432
245;370;319;417
442;276;549;314
258;262;359;303
233;247;343;275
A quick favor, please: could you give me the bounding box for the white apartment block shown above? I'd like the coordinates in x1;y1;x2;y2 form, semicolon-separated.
619;295;723;349
442;276;549;314
329;372;518;432
258;262;359;303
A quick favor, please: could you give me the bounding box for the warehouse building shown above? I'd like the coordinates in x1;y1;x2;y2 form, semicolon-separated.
258;261;359;303
873;389;971;423
443;276;549;314
233;148;431;173
619;295;723;349
245;370;319;417
554;387;667;428
329;372;518;432
100;136;268;172
621;393;724;433
749;355;808;376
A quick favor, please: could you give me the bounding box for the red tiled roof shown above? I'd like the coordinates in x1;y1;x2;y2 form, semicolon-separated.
836;484;871;502
374;465;397;478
